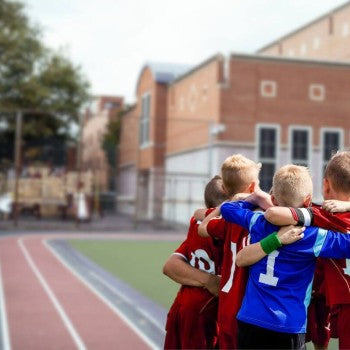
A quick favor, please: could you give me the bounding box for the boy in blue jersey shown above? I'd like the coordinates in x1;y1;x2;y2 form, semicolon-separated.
219;164;350;349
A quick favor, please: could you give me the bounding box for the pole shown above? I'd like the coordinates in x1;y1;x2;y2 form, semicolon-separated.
13;110;23;226
76;113;83;227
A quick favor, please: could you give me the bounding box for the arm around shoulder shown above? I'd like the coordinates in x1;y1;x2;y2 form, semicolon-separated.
264;206;297;226
163;254;220;294
198;206;221;237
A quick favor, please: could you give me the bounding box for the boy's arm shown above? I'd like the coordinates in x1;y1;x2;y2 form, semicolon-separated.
193;208;207;221
322;200;350;213
236;225;305;267
198;207;221;237
220;200;257;229
264;206;297;225
265;206;314;227
162;254;220;295
244;189;274;211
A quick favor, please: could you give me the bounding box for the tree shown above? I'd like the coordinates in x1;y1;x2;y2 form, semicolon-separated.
0;0;90;166
102;109;123;190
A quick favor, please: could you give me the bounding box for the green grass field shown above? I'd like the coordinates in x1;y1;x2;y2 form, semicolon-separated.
68;238;339;349
69;239;181;308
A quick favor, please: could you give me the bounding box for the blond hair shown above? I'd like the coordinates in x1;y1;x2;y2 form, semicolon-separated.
221;154;261;196
272;164;313;207
324;151;350;194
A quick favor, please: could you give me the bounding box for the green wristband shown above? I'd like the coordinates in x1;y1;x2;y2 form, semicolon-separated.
260;232;282;255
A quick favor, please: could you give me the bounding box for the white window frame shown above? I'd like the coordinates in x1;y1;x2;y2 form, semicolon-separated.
320;127;344;172
256;123;280;191
288;125;312;168
139;92;151;148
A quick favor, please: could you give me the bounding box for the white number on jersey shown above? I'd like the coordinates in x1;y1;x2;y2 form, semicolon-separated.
189;249;215;274
343;259;350;276
259;250;279;286
221;242;237;293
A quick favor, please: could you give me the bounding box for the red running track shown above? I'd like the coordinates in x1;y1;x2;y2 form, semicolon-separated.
0;234;157;350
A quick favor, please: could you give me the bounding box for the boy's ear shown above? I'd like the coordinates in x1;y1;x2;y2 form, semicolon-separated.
323;178;331;197
247;182;257;193
222;183;229;195
271;194;279;206
303;194;312;207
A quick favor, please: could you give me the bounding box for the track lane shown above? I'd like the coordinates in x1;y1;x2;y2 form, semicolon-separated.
20;236;152;350
0;237;77;350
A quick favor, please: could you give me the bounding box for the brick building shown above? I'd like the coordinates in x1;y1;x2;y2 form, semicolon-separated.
82;95;123;191
117;3;350;225
258;1;350;61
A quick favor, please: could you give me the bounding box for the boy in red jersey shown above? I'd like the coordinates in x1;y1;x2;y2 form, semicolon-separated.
198;154;265;349
163;175;228;349
240;151;350;350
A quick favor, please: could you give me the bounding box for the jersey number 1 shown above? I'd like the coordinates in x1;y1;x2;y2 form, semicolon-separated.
259;251;279;286
221;242;236;293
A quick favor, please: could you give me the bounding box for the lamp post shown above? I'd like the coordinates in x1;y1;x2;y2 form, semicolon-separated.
208;122;226;179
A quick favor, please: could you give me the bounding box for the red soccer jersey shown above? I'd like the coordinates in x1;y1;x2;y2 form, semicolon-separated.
206;216;249;349
311;205;350;306
164;211;223;349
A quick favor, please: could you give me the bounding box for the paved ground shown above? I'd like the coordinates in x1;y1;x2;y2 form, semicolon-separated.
0;214;186;350
0;212;185;235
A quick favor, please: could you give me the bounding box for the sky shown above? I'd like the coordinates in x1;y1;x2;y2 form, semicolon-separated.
23;0;349;104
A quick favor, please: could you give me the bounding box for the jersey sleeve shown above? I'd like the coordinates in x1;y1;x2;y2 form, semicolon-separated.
318;229;350;259
221;201;280;243
174;239;190;261
206;216;226;240
312;206;350;233
173;216;197;260
221;201;260;231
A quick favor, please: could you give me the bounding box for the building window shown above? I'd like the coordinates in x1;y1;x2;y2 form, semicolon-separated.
343;23;349;37
321;129;343;174
290;127;311;167
139;93;151;146
257;125;279;192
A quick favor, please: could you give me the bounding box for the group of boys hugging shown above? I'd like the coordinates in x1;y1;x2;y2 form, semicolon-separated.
162;151;350;350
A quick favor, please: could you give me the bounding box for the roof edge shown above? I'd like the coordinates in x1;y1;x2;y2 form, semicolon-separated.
169;52;224;85
256;1;350;53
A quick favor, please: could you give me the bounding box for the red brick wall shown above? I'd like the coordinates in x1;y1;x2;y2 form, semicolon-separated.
166;56;224;155
220;56;350;147
259;4;350;62
118;107;138;166
136;67;167;169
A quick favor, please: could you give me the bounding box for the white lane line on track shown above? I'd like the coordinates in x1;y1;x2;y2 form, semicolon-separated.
18;238;86;350
0;256;11;350
44;239;159;350
89;270;165;333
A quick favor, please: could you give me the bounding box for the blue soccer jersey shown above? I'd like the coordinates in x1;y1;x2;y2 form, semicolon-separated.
221;201;350;334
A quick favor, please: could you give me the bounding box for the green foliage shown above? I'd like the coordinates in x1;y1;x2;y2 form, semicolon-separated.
0;0;90;165
102;113;121;169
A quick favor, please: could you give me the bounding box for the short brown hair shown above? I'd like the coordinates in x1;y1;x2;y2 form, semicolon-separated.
324;151;350;194
272;164;313;207
204;175;229;208
221;154;261;197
